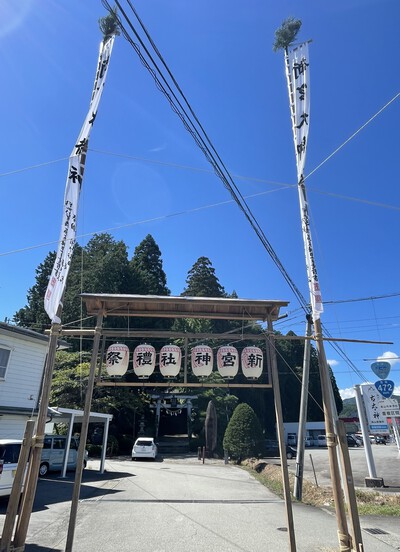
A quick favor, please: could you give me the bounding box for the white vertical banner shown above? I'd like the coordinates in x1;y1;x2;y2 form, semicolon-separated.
44;36;115;323
286;42;323;319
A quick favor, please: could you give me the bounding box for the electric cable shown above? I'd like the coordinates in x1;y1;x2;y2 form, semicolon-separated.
102;0;310;315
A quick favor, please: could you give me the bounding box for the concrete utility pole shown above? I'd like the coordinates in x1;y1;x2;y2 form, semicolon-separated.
354;384;384;487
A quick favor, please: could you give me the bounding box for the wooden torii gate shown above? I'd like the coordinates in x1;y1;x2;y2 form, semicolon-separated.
42;293;297;551
71;293;296;549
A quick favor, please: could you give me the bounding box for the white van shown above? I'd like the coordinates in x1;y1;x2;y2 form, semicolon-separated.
40;435;88;476
0;435;89;496
317;435;327;447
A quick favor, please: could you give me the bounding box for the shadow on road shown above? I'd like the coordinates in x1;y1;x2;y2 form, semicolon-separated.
0;470;135;514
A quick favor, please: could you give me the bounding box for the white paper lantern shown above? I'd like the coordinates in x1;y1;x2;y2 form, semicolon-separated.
241;346;263;379
105;343;129;376
191;345;213;377
159;344;181;378
217;346;239;379
133;344;156;379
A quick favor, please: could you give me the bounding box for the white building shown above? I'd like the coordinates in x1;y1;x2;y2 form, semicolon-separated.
0;322;61;438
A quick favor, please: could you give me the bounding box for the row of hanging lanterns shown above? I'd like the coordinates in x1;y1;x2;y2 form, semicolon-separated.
105;343;264;380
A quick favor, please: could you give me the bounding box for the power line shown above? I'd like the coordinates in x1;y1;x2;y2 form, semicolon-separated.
104;0;310;314
100;2;394;389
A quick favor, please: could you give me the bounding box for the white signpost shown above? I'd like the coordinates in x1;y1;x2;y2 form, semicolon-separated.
360;383;390;434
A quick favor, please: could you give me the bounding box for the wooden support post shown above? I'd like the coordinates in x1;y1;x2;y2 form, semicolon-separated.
13;320;62;550
266;321;296;552
65;310;104;552
314;318;351;552
0;420;35;552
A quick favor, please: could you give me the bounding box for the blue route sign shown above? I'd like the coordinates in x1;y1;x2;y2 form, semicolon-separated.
374;379;395;399
371;361;391;380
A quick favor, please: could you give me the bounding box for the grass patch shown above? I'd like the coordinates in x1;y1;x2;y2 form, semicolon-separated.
242;459;400;516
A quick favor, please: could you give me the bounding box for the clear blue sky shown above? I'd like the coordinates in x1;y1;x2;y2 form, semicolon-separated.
1;0;399;398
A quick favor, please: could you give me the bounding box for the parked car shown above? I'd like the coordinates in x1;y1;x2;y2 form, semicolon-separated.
317;435;327;447
264;440;297;459
287;434;297;446
0;440;24;497
131;437;158;461
346;435;361;447
0;434;89;495
39;434;88;476
375;435;387;445
286;446;297;460
304;436;312;447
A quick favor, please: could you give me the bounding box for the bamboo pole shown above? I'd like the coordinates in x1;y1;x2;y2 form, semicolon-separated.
65;310;104;551
314;318;351;552
293;315;312;501
266;321;296;552
13;319;62;549
0;420;35;552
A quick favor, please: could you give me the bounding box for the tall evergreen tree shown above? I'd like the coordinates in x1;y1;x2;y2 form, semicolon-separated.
13;233;131;332
14;251;58;331
182;256;226;297
129;234;170;295
83;233;131;294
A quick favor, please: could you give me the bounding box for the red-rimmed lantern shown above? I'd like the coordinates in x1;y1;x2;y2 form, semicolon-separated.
191;345;213;377
241;346;263;379
217;345;239;379
133;344;156;379
105;343;129;376
159;344;181;377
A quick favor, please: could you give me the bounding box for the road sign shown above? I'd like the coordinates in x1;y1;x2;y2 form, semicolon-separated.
374;379;395;399
371;361;391;379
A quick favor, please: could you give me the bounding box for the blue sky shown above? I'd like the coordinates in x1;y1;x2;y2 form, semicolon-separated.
1;0;399;398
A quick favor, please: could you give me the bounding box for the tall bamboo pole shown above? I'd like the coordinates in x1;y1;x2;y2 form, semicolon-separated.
65;309;104;551
13;317;62;549
293;315;312;500
314;318;351;551
266;324;296;552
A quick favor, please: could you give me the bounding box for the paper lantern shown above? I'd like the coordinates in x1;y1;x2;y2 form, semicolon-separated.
105;343;129;376
241;346;263;379
159;344;181;377
217;346;239;379
133;344;156;379
191;345;213;377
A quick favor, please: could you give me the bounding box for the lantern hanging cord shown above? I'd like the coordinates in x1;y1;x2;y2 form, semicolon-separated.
102;0;310;315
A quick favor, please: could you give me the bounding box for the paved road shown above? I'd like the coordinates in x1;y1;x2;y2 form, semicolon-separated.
287;442;400;490
0;452;399;552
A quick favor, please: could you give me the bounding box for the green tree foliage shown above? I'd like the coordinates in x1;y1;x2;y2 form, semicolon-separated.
130;234;170;296
98;6;120;39
272;17;302;52
223;403;264;462
14;251;58;331
14;233;131;333
51;350;145;451
182;256;226;297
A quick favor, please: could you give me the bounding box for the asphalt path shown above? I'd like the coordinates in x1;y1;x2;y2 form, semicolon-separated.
288;442;400;490
0;445;399;552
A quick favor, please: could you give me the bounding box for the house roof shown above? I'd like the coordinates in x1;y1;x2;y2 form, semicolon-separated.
0;322;69;349
80;294;289;322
